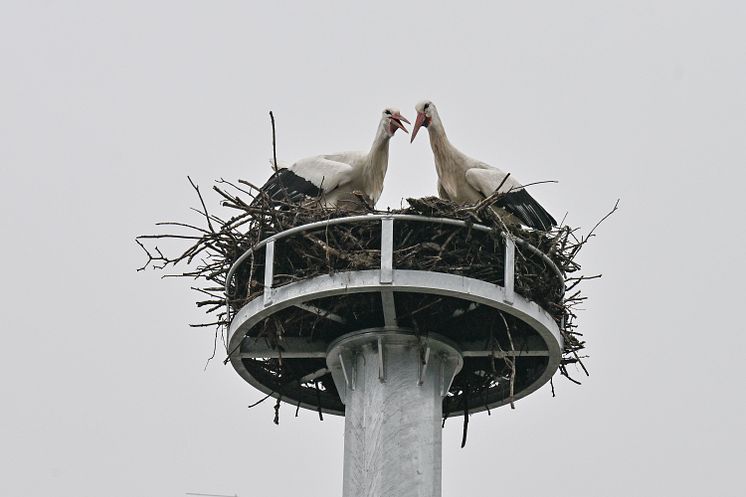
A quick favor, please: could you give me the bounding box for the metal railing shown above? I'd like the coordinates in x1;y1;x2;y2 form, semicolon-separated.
224;214;564;325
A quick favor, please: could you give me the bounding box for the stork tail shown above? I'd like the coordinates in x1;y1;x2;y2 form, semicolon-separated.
494;189;556;230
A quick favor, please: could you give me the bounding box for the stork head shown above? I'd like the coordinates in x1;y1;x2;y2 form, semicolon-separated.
410;100;436;143
382;108;411;137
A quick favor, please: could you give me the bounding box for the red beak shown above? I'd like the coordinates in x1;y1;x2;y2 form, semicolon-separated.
410;112;427;143
390;112;411;134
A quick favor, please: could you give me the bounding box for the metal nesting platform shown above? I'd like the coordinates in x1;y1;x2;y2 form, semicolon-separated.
225;214;565;416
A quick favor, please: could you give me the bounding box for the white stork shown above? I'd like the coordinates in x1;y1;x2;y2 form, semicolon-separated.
410;100;556;230
256;108;410;209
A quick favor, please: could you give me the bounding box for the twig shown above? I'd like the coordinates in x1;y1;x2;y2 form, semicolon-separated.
517;179;558;189
248;392;273;408
269;111;279;173
273;396;281;425
188;176;215;234
461;391;469;448
575;198;619;256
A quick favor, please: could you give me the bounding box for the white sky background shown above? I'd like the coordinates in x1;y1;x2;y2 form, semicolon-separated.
1;1;744;495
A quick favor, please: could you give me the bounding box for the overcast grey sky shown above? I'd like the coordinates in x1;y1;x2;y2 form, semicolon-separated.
1;1;745;496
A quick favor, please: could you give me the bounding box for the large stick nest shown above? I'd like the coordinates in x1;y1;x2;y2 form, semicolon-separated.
138;177;609;424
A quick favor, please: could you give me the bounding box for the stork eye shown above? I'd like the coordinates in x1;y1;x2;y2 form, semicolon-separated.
385;110;391;115
424;103;430;110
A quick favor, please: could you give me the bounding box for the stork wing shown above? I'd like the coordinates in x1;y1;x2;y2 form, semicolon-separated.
255;157;354;204
465;167;556;230
290;156;355;191
464;166;520;195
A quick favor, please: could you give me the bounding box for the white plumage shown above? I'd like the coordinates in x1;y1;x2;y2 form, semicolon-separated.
256;108;410;209
411;100;556;230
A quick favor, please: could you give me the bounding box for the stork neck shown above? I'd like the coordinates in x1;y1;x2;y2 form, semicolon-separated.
362;126;392;202
369;125;392;158
426;118;452;156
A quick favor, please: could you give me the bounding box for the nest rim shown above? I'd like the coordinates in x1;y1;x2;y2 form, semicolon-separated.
224;212;565;321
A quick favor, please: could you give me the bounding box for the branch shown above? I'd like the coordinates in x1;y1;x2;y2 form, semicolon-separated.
188;176;215;234
269;110;279;173
576;198;620;255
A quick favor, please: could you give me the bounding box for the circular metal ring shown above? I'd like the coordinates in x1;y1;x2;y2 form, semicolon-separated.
228;269;562;416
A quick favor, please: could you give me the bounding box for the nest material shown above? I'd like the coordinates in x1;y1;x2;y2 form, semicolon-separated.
138;178;600;421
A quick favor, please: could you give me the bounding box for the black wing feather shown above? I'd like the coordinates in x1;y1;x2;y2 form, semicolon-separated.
252;168;322;206
495;189;556;230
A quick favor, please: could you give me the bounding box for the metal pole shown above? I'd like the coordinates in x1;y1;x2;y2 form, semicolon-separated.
327;330;463;497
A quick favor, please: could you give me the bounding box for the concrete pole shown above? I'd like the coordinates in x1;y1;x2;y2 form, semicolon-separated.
327;330;462;497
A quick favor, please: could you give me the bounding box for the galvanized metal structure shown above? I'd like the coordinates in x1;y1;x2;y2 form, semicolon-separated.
225;214;564;497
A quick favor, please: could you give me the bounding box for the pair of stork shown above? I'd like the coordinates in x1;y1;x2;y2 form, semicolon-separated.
258;101;556;230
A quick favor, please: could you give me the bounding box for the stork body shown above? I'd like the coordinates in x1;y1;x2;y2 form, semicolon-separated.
257;109;409;209
410;101;556;230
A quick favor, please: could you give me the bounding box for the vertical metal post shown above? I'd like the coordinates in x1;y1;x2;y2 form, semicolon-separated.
328;331;462;497
380;217;394;284
503;236;515;304
380;217;397;326
263;240;275;307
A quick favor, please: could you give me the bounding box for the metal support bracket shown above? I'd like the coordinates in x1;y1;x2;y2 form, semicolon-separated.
418;345;431;386
381;290;397;327
377;336;385;382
